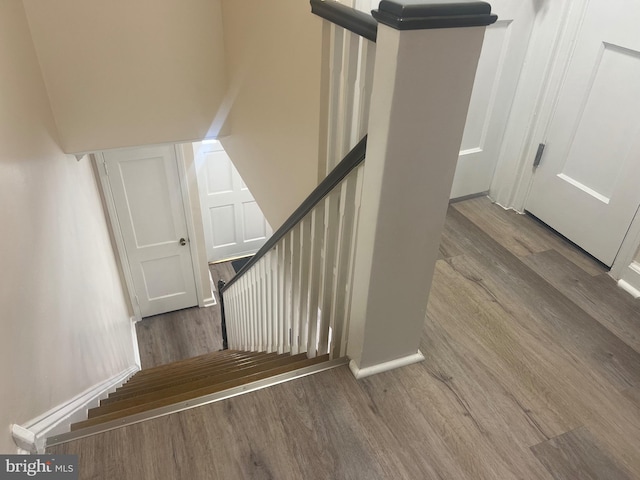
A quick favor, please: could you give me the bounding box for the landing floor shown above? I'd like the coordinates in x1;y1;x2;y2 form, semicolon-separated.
135;262;235;369
50;197;640;479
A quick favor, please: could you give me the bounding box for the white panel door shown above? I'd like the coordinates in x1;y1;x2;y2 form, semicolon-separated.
526;0;640;266
102;145;198;317
451;0;537;199
194;141;272;262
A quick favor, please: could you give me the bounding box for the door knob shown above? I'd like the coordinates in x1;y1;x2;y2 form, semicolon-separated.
179;238;187;246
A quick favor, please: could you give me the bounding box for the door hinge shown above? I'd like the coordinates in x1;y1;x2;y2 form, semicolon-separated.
134;295;140;306
533;143;546;168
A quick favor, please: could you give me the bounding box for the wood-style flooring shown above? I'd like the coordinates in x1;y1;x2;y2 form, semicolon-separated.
135;262;236;369
50;197;640;479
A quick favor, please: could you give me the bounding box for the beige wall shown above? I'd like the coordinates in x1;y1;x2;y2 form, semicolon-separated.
0;1;136;453
22;0;228;153
219;0;323;229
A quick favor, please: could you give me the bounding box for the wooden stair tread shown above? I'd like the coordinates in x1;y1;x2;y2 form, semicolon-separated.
104;352;285;404
126;352;269;384
115;353;279;394
72;354;328;431
90;353;309;416
136;349;244;374
132;350;261;379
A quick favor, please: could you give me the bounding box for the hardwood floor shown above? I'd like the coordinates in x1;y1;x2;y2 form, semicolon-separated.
135;262;236;369
50;197;640;479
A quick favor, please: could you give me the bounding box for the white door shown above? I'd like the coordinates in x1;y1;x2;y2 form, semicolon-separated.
193;140;272;262
451;0;537;199
102;145;198;317
525;0;640;267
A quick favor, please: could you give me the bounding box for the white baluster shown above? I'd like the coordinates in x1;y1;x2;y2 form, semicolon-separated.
290;223;302;354
276;242;285;354
283;231;293;354
318;189;340;356
240;274;249;350
307;203;326;358
299;216;312;355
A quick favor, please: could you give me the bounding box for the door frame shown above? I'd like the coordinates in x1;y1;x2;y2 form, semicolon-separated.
94;144;209;321
488;0;640;279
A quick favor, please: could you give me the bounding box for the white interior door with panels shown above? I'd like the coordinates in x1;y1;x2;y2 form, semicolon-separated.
194;140;272;262
451;0;537;199
101;145;199;317
525;0;640;267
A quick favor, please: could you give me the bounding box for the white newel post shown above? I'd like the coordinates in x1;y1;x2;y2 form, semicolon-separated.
347;1;497;378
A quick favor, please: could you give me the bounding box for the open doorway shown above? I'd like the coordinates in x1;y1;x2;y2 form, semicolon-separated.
193;140;272;264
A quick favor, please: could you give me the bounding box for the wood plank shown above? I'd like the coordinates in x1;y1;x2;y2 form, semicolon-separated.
134;261;237;369
127;351;264;383
531;427;633;480
51;198;640;479
72;355;329;430
264;367;398;479
427;257;582;439
442;208;640;391
106;353;280;402
522;249;640;353
135;306;221;369
90;354;310;417
439;219;464;260
453;196;606;276
358;365;553;479
621;386;640;411
438;210;640;474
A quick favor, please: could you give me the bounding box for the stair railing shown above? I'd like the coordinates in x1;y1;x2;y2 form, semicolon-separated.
219;1;378;360
220;0;496;376
314;0;377;175
219;136;367;359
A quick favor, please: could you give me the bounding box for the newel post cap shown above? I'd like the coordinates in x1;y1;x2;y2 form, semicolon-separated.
372;0;498;29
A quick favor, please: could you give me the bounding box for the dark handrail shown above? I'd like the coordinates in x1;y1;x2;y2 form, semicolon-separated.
221;136;367;293
311;0;378;43
218;280;229;350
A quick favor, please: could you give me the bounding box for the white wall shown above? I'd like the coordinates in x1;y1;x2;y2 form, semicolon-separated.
22;0;228;154
0;1;136;453
219;0;323;229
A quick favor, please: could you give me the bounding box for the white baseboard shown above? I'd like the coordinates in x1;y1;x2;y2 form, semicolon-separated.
203;296;217;308
618;262;640;298
11;365;139;453
203;269;217;307
349;351;425;379
131;316;141;369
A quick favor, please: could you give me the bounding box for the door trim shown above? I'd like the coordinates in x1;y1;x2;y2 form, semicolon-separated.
94;152;143;320
489;0;589;211
94;144;210;320
173;144;209;308
489;0;640;280
610;205;640;279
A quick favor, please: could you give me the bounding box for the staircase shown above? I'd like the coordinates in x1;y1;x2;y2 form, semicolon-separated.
45;0;493;448
70;350;328;431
